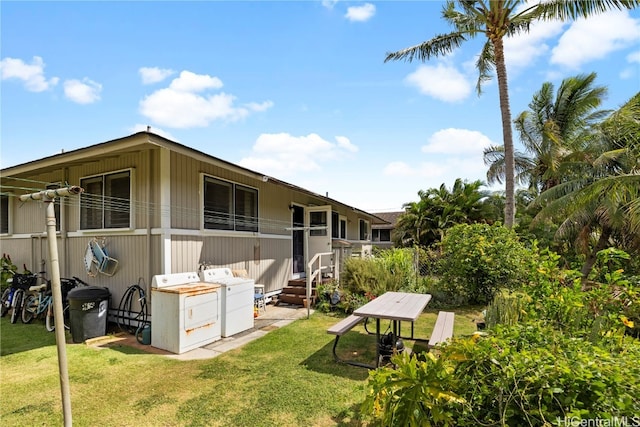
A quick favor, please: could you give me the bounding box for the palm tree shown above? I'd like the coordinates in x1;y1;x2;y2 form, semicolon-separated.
531;93;640;279
393;178;496;247
484;72;610;193
385;0;639;228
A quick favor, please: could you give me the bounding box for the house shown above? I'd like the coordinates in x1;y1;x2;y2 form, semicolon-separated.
0;131;382;309
371;211;403;249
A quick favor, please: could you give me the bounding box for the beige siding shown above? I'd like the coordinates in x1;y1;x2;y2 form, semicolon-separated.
171;152;311;236
171;235;291;294
0;238;32;271
2;137;379;321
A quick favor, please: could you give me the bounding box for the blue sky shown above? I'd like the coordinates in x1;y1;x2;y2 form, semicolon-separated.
1;1;639;212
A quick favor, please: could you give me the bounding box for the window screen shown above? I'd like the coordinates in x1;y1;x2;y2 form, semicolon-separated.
204;177;233;230
0;195;8;234
235;185;258;232
80;171;131;229
204;177;258;232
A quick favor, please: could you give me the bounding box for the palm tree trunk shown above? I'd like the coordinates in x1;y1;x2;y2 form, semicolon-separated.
492;37;516;228
580;226;612;281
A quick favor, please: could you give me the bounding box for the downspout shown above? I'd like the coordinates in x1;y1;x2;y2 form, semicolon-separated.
146;150;153;297
62;166;69;275
159;147;171;274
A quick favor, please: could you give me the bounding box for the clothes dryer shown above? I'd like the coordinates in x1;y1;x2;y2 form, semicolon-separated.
198;268;254;337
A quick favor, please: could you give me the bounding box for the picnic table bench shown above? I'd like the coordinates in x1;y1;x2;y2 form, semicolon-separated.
427;311;455;349
327;315;374;368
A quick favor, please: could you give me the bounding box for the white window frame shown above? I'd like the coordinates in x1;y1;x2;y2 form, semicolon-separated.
79;168;134;231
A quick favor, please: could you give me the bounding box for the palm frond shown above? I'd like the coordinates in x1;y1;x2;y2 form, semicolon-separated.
536;0;640;21
384;33;468;63
475;41;495;94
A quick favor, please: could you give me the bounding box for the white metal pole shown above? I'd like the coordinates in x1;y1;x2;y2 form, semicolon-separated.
19;186;82;427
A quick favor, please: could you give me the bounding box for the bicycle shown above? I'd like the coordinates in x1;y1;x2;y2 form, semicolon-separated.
21;279;50;324
44;278;81;331
0;280;16;318
0;260;17;318
5;273;38;324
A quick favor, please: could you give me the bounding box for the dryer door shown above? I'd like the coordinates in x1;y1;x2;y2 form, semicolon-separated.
184;291;218;330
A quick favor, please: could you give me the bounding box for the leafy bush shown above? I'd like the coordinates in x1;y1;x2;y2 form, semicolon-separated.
439;223;532;304
362;323;640;426
484;290;530;329
523;248;640;345
340;248;420;297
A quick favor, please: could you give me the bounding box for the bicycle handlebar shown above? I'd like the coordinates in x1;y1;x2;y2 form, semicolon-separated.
72;276;91;287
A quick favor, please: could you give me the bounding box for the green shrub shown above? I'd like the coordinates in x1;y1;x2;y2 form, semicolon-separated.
484;290;530;329
439;223;532;304
340;248;420;297
362;323;640;426
523;248;640;346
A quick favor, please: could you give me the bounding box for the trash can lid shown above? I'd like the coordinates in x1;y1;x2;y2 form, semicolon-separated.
68;286;110;301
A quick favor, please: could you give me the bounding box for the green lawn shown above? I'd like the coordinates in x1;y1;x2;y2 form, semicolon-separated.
0;308;480;426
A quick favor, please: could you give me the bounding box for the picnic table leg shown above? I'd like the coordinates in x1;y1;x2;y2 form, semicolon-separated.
331;335;376;369
375;318;381;368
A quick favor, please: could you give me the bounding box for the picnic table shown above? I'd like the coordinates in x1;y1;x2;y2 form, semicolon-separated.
354;291;432;367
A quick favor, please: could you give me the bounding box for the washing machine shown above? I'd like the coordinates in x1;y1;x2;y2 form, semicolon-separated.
198;268;254;337
151;272;221;354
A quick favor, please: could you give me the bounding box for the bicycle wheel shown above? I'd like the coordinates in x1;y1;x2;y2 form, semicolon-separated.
21;293;38;323
10;289;24;324
1;288;11;317
46;303;70;332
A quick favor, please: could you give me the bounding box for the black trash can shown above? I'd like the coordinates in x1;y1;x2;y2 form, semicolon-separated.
68;286;111;343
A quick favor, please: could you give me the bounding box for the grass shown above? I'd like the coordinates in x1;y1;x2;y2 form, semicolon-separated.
0;307;481;426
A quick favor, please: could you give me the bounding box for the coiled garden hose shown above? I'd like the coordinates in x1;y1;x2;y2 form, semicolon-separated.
116;279;148;334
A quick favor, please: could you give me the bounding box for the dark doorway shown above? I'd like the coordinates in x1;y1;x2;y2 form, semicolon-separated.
292;205;304;275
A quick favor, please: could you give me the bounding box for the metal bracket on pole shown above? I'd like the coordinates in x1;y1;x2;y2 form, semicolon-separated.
19;185;83;427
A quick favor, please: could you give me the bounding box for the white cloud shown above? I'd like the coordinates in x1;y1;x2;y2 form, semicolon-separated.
627;50;640;63
139;70;272;128
551;10;640;69
503;19;565;71
345;3;375;22
422;128;494;156
238;133;359;178
405;64;472;102
621;50;640;79
322;0;338;10
246;101;274;112
63;78;102;104
383;128;495;194
169;70;223;92
335;136;358;152
139;67;175;84
0;56;59;92
128;123;177;141
383;157;489;183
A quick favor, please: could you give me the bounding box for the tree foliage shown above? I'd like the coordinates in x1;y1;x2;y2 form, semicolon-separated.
531;93;640;278
393;179;499;248
439;223;531;304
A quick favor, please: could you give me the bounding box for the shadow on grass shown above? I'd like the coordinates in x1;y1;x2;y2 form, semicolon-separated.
300;333;376;381
331;402;368;427
1;317;59;356
98;342;156;355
